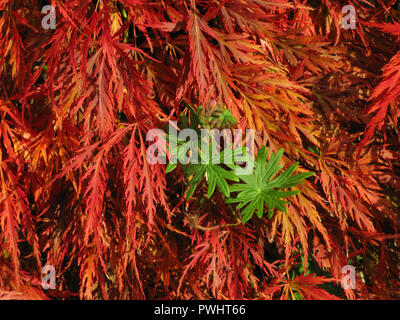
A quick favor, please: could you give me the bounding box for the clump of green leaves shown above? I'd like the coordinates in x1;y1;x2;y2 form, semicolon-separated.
167;105;314;224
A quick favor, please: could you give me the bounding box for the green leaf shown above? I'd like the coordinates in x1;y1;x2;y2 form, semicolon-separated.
227;147;314;224
184;158;239;200
166;163;177;173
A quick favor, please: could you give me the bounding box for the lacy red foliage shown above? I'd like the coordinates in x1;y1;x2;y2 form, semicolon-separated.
0;0;399;300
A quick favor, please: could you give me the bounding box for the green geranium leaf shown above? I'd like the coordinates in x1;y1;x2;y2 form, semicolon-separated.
227;146;314;223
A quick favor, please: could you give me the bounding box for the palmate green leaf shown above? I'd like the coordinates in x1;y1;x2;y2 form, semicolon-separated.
227;146;314;224
184;162;238;200
165;105;245;200
166;128;243;199
183;147;241;200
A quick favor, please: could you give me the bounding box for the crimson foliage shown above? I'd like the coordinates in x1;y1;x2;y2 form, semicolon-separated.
0;0;399;300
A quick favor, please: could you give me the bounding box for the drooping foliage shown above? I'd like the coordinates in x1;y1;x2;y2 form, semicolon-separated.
0;0;399;300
